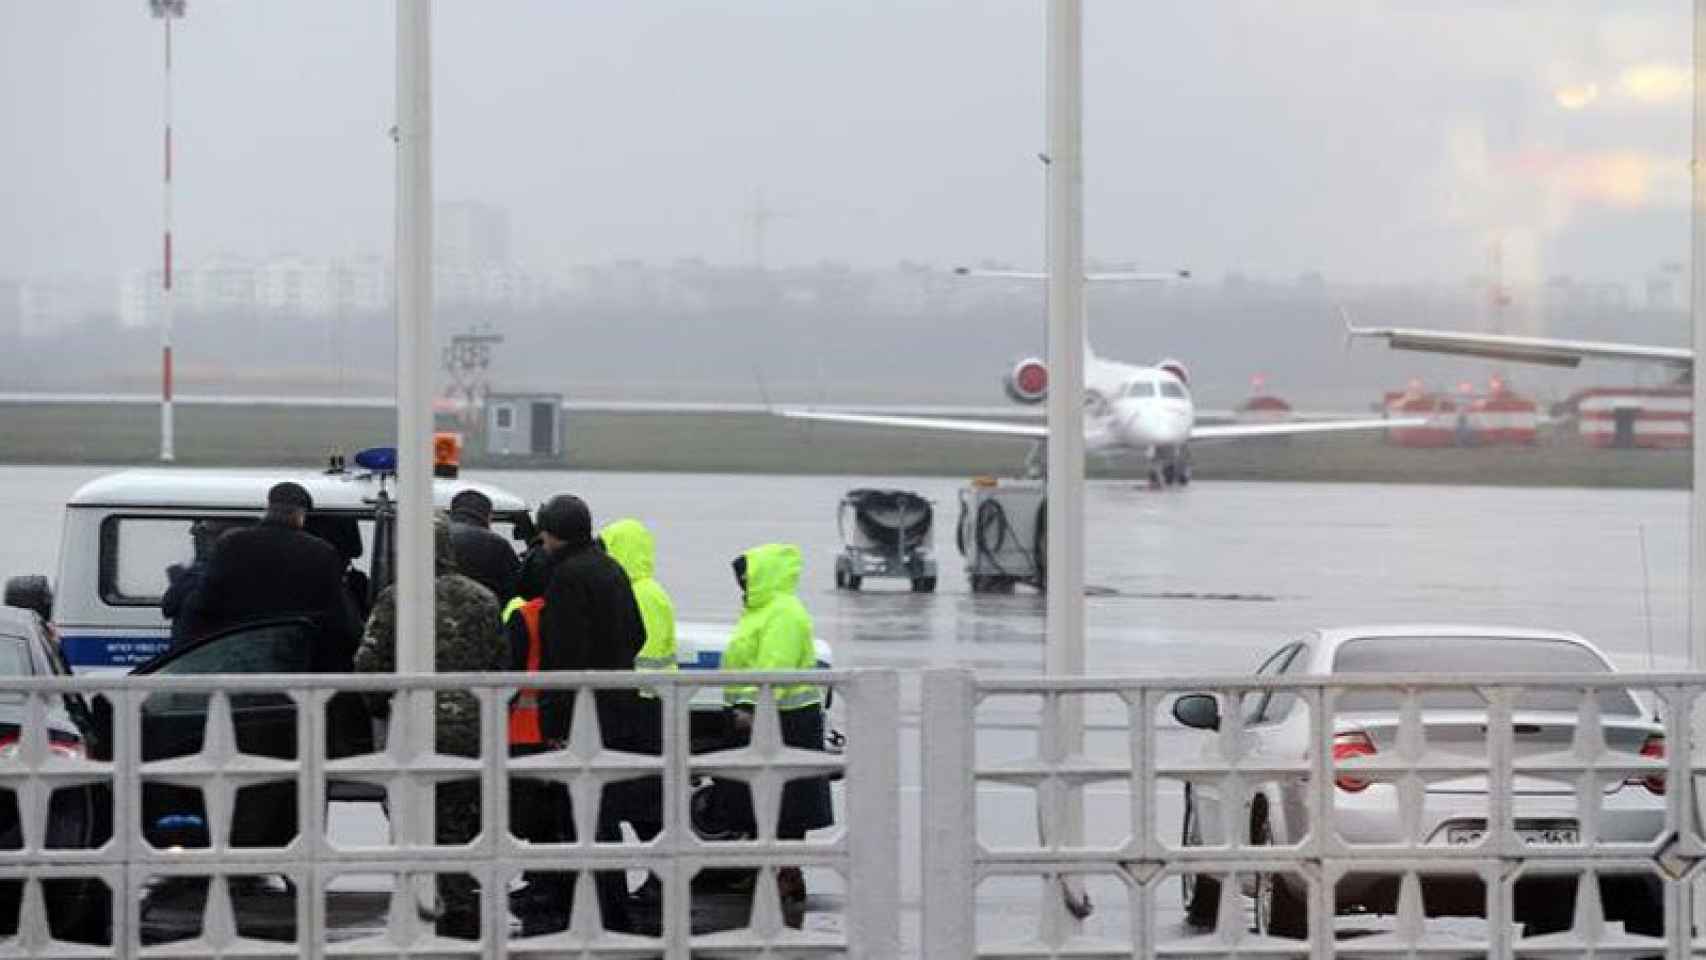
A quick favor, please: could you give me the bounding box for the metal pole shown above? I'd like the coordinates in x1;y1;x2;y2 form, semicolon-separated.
1044;0;1086;879
1687;31;1706;947
396;0;434;677
1693;0;1706;676
157;8;179;462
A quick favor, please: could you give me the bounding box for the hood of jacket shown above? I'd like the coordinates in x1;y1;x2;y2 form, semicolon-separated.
600;518;655;583
740;543;801;611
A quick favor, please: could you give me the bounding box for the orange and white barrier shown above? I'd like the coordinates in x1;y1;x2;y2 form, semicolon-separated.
1466;390;1538;446
1570;387;1691;449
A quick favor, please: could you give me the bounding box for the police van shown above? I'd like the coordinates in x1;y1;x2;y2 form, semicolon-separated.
3;453;831;682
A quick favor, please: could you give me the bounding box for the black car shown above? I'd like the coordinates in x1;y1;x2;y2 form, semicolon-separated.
0;606;109;941
125;617;376;851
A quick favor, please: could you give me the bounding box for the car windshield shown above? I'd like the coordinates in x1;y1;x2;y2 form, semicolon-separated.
1333;636;1638;715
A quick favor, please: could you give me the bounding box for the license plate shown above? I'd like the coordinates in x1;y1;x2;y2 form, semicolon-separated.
1446;826;1578;845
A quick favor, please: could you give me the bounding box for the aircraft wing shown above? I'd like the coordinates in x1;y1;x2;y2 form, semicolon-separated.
779;408;1046;440
1189;417;1423;442
1347;324;1693;370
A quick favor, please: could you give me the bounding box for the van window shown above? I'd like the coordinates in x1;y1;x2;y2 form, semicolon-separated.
98;515;254;606
100;517;200;606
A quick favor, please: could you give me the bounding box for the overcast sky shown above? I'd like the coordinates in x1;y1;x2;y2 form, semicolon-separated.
0;2;1693;286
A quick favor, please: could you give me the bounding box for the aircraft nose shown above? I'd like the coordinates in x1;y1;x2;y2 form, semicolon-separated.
1119;405;1155;445
1125;405;1188;446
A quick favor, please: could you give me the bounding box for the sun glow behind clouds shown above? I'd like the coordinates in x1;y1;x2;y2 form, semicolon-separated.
1618;62;1690;104
1553;82;1599;110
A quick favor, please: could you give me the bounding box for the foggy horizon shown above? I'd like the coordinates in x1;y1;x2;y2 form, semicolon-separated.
2;2;1694;291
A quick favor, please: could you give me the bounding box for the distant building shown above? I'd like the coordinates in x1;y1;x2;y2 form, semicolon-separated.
256;257;335;315
0;281;19;339
12;276;107;336
1644;261;1684;311
438;201;511;268
178;255;258;315
121;255;392;325
118;269;163;328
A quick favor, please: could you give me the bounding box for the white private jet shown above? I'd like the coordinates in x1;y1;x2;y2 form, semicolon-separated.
1346;321;1692;373
781;339;1412;487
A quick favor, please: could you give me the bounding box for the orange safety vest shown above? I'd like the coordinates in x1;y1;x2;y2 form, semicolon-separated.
508;598;545;746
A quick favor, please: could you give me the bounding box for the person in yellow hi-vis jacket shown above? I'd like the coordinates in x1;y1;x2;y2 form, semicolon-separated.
598;517;675;904
600;519;677;675
720;542;833;910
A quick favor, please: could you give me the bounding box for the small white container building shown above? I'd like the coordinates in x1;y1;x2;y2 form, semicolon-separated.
484;392;563;460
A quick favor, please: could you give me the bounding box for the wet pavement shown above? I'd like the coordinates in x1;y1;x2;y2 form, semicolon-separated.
0;465;1688;952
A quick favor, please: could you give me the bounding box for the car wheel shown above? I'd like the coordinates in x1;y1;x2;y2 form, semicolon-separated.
846;575;862;591
1180;785;1220;929
834;566;848;589
1251;814;1306;939
912;577;936;593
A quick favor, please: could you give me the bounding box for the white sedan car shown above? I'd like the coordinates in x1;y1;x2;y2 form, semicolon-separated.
1174;626;1666;939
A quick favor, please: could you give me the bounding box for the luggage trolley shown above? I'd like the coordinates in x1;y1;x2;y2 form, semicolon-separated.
833;488;937;592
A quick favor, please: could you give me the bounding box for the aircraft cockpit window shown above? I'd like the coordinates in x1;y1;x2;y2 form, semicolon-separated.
1127;382;1158;398
1160;381;1187;399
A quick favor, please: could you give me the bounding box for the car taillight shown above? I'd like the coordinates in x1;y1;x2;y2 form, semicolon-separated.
1633;734;1665;795
47;732;84;760
0;733;85;761
1333;731;1377;792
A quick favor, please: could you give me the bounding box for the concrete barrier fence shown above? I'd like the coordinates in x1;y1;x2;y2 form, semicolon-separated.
922;669;1706;959
6;668;1706;957
0;670;899;958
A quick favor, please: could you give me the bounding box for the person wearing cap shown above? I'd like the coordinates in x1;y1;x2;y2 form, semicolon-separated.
173;481;362;854
517;494;646;933
448;489;521;601
186;481;360;670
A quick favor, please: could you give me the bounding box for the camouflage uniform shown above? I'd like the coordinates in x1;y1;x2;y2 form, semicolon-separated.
356;515;506;938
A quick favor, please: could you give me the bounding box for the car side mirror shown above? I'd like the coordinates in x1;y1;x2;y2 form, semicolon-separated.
1172;693;1221;731
4;576;52;622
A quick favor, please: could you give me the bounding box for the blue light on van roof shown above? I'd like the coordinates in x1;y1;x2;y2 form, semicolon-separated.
353;447;397;473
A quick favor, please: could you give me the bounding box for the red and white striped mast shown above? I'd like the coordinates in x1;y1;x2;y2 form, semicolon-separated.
149;0;184;462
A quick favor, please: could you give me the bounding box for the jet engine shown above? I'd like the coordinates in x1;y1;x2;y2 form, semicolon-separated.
1003;358;1049;404
1157;359;1190;386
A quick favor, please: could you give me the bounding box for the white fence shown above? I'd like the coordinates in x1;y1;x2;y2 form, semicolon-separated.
0;669;899;958
921;669;1705;959
9;668;1706;957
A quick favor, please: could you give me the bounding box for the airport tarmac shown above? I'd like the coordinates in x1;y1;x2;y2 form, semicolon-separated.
0;465;1690;951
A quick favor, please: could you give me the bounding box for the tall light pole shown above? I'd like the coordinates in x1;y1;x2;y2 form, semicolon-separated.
1043;0;1088;934
1691;0;1706;671
395;0;435;678
148;0;184;462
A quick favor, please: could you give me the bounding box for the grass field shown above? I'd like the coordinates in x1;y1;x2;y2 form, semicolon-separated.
0;402;1689;488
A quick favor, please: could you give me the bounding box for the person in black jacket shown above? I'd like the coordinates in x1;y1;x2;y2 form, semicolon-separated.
167;482;359;853
526;494;646;933
161;518;243;649
188;482;361;671
448;489;521;601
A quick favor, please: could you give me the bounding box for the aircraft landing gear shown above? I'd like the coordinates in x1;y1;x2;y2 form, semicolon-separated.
1149;450;1191;489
